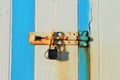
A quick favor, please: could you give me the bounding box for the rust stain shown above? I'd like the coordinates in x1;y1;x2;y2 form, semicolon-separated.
73;46;78;80
31;39;50;45
89;49;98;80
90;53;92;80
84;48;90;80
88;46;97;80
58;45;70;80
84;47;96;80
29;32;79;45
30;32;78;80
57;45;78;80
58;61;70;80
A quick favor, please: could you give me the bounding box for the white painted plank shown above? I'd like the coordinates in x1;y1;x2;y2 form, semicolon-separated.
99;0;120;80
90;0;100;80
35;0;78;80
56;0;78;32
35;0;58;80
0;0;11;80
56;0;78;80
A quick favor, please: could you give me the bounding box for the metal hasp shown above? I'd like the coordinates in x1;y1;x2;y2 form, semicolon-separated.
29;31;90;59
29;31;90;46
79;31;90;47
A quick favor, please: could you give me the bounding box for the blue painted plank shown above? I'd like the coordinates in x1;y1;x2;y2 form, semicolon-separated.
78;0;90;31
78;0;90;80
11;0;35;80
78;48;90;80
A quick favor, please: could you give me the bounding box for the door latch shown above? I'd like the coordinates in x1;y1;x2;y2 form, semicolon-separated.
29;31;90;60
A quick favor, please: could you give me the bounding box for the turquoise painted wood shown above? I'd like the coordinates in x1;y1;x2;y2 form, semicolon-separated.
11;0;35;80
78;0;90;80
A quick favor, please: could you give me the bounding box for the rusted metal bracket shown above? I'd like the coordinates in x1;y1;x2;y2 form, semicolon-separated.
79;31;90;47
29;31;90;59
29;31;90;47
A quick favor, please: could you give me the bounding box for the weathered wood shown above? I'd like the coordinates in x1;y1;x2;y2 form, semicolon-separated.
34;0;78;80
0;0;11;80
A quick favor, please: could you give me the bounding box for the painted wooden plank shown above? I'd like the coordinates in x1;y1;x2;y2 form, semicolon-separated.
90;0;120;79
99;0;120;79
90;0;100;80
11;0;35;80
0;0;11;80
78;0;90;80
35;0;78;80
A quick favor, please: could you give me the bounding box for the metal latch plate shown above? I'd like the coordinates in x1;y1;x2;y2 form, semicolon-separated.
29;32;79;45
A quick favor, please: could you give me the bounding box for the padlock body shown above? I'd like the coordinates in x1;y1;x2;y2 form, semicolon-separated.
48;49;57;59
